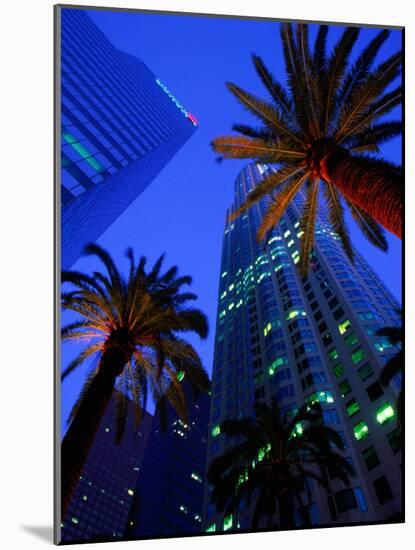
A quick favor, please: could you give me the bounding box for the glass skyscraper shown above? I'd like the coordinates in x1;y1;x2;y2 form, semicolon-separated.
61;394;153;543
59;8;197;268
126;383;210;538
203;164;402;532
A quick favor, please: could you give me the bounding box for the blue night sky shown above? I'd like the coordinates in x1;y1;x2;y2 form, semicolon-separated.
61;8;402;431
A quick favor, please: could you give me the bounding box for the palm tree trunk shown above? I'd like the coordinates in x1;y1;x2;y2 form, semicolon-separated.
61;357;121;518
320;146;402;238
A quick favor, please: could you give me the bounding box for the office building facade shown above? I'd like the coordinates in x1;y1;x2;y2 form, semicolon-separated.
203;163;402;532
61;394;153;543
127;383;210;539
59;8;197;268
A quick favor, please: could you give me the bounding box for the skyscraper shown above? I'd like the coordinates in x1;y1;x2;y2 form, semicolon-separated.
203;163;402;532
127;382;210;539
61;394;153;543
59;8;197;268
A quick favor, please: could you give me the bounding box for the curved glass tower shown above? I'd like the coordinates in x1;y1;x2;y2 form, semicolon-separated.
203;163;402;532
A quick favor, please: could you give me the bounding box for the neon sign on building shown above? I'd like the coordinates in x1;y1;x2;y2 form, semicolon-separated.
156;78;197;126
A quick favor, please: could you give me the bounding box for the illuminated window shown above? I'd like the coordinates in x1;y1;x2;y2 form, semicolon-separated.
345;333;359;346
346;398;360;417
353;421;369;441
71;517;79;525
332;363;344;379
376;402;395;425
328;348;339;362
206;524;216;532
191;472;202;483
223;514;233;531
179;505;188;514
62;132;104;172
338;320;351;335
127;489;134;496
351;348;365;364
211;425;221;437
176;370;185;382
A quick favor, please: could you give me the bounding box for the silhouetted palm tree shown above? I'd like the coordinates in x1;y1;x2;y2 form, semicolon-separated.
377;320;403;426
207;400;354;530
60;244;210;516
212;24;402;274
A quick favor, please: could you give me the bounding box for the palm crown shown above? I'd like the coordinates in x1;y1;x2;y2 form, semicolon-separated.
212;23;402;275
207;400;355;529
61;243;210;440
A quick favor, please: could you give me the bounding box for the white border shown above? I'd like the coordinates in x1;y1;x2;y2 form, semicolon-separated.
0;1;412;548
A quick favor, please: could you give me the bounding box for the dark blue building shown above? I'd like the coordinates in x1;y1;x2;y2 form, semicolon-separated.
126;382;210;539
60;393;153;543
58;8;197;268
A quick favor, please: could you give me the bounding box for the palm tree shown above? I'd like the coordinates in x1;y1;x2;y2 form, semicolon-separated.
377;321;403;426
212;24;402;274
207;400;354;530
60;243;210;516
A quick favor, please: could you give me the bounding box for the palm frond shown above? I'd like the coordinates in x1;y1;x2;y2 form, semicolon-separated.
324;27;360;133
339;86;402;142
349;121;402;153
226;82;306;147
336;52;402;140
345;198;388;251
297;23;321;138
251;54;294;120
339;29;390;104
257;172;309;240
61;343;102;381
232;123;276;141
211;135;303;162
298;179;320;276
230;165;305;220
323;182;354;261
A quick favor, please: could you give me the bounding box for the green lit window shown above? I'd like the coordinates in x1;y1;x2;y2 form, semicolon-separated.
290;422;303;438
328;348;339;362
351;348;365;364
346;333;359;346
176;371;185;382
346;398;360;417
268;355;288;376
306;390;334;405
332;363;344;379
339;379;352;397
358;363;374;381
376;402;395;425
286;309;306;321
258;442;271;462
62;132;104;172
71;517;79;525
338;319;351;335
206;523;216;532
211;425;221;437
223;514;233;531
287;239;295;248
353;421;369;441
